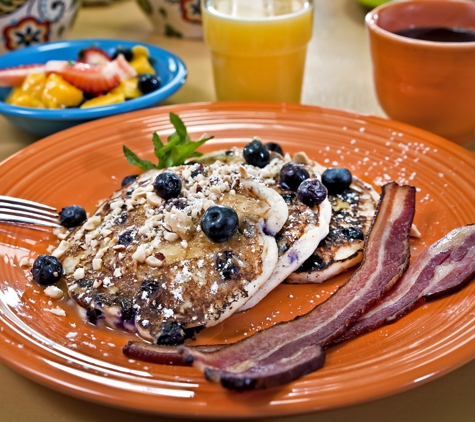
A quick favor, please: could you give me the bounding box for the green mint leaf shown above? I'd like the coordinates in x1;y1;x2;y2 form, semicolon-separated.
123;146;157;171
123;113;213;171
152;132;164;153
170;112;187;139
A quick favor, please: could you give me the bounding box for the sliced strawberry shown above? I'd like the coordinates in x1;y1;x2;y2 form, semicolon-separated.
0;64;46;87
44;54;137;94
45;60;120;94
111;54;138;80
78;47;112;66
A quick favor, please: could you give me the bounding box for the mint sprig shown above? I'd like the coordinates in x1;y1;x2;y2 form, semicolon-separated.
123;113;213;171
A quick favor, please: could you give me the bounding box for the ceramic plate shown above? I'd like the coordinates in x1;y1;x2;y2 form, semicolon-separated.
1;102;475;418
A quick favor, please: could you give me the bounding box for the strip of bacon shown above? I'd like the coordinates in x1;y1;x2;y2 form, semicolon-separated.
328;224;475;347
125;224;475;370
123;341;223;366
178;182;415;390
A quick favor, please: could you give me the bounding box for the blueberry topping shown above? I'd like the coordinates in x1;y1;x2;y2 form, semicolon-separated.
243;139;270;168
191;165;205;178
121;174;138;188
281;193;297;204
120;299;135;322
31;255;63;286
118;230;134;246
279;162;310;191
265;142;284;156
322;168;352;195
116;211;128;225
215;251;241;280
140;279;159;295
342;226;365;241
111;46;133;61
156;321;185;345
153;172;182;200
137;73;161;94
201;205;239;243
297;253;327;272
297;179;328;207
86;308;103;325
59;205;87;228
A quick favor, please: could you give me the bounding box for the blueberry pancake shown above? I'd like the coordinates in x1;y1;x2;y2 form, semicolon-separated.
196;144;332;310
287;175;379;283
54;161;288;344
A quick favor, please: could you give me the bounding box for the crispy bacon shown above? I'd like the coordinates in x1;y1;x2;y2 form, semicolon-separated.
179;182;415;390
123;341;222;366
329;224;475;347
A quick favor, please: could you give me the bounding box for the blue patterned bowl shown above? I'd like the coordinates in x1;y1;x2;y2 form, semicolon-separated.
0;39;188;136
136;0;202;38
0;0;80;54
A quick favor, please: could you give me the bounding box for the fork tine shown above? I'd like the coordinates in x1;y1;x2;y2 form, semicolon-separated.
0;203;58;217
0;195;57;212
0;195;61;228
0;213;61;228
0;207;59;223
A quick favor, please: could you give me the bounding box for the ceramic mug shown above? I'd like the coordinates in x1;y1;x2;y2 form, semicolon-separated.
0;0;80;55
366;0;475;144
136;0;202;38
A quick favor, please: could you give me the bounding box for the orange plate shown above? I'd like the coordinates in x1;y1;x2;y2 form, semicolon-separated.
1;102;475;418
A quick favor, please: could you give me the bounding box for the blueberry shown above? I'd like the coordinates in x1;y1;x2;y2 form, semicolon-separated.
121;174;138;188
215;251;241;280
112;46;133;61
86;308;103;324
265;142;284;156
59;205;87;228
201;205;239;243
279;162;310;191
137;73;161;94
297;179;328;207
156;321;186;345
153;172;182;200
118;230;134;246
31;255;63;286
322;168;352;195
243;139;270;168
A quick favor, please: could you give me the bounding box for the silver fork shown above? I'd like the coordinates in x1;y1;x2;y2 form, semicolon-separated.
0;195;61;228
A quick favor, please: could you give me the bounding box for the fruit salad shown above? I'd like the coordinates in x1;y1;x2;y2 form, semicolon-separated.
0;45;161;109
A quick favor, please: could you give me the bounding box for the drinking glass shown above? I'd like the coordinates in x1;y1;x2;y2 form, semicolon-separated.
202;0;314;103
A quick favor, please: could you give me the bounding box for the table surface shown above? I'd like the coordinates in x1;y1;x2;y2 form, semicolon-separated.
1;1;475;421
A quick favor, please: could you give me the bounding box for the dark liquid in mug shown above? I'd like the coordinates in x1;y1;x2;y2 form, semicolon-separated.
394;26;475;42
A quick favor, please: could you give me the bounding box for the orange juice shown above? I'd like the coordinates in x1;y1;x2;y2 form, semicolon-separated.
202;0;313;102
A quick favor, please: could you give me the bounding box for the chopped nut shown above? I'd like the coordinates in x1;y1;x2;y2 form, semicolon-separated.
146;191;163;207
145;255;163;267
44;285;64;300
110;200;124;210
52;240;71;259
19;257;33;267
92;258;102;271
164;210;195;241
44;306;66;317
132;245;148;263
83;215;102;231
163;231;179;242
73;267;85;280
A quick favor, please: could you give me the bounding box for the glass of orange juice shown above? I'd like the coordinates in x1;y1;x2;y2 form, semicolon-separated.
202;0;314;103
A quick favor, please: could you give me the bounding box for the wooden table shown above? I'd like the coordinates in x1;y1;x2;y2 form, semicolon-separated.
1;1;475;421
